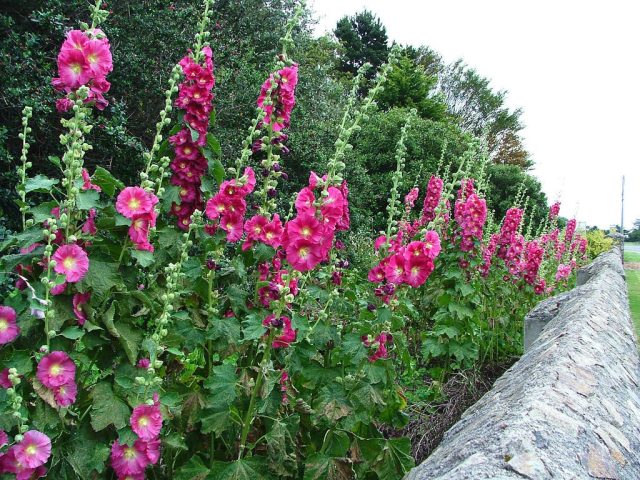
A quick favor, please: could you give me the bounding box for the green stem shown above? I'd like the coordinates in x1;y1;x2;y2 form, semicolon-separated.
238;332;274;460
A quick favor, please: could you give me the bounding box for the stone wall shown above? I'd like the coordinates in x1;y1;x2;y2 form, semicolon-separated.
405;247;640;480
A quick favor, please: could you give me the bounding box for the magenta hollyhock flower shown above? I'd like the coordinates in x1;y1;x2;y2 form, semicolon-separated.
53;381;77;407
140;438;161;464
404;187;419;208
72;292;91;325
548;201;561;220
57;48;91;89
263;315;297;348
404;255;435;288
110;440;150;477
130;403;163;440
84;38;113;76
52;244;89;283
50;282;67;296
285;238;322;272
81;208;98;235
555;263;571;281
81;169;101;192
423;230;441;259
137;358;150;369
286;214;323;243
320;187;345;227
295;187;315;215
368;264;386;283
0;306;20;345
116;187;157;219
62;30;89;52
14;431;51;468
384;254;406;284
36;351;76;388
0;368;11;388
262;214;284;248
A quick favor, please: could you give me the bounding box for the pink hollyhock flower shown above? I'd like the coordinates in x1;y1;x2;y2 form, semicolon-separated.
237;167;256;196
36;351;76;388
55;97;73;112
116;187;157;219
0;368;11;388
85;39;113;76
130;402;163;440
244;215;269;241
72;292;91;325
555;263;571;281
262;214;284;248
53;381;77;407
404;255;435;287
50;282;67;296
0;306;20;345
220;215;244;243
263;315;297;348
57;48;91;89
423;231;441;258
0;430;7;448
52;244;89;283
367;332;392;362
110;440;150;477
286;214;323;242
295;187;315;215
140;438;161;464
137;358;150;369
81;169;101;192
14;431;51;468
549;201;561;220
81;208;98;235
285;238;322;272
62;30;89;52
404;187;419;208
128;212;157;251
384;254;406;284
320;187;345;226
374;235;388;252
0;447;47;478
336;181;350;231
368;264;386;283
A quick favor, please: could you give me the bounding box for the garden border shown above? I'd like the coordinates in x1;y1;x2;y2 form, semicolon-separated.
405;247;640;479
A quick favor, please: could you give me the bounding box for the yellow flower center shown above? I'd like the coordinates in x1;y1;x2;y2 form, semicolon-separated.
138;416;149;427
301;227;311;237
25;444;37;456
0;319;7;332
50;364;61;376
134;219;145;231
71;63;82;74
63;257;76;270
88;53;97;64
298;247;309;259
265;232;274;239
193;92;201;99
128;198;141;210
184;147;192;155
124;447;137;460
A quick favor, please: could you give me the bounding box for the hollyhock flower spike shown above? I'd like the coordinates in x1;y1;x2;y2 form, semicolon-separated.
36;351;76;388
52;244;89;283
0;306;20;345
81;208;97;235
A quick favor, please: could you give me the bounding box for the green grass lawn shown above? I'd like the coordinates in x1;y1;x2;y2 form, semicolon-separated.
624;250;640;263
627;269;640;335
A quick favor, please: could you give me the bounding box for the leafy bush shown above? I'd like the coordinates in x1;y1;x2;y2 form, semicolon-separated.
586;229;614;260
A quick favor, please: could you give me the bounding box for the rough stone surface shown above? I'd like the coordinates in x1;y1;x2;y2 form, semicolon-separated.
405;248;640;480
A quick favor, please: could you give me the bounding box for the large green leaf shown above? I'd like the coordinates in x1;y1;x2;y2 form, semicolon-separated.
370;437;415;480
92;166;124;196
65;424;111;477
211;458;267;480
79;258;121;300
115;321;143;365
175;455;209;480
24;174;59;193
76;189;100;210
204;363;237;407
90;382;130;432
304;453;354;480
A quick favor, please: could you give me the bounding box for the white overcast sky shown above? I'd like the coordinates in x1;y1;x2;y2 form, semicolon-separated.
309;0;639;230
